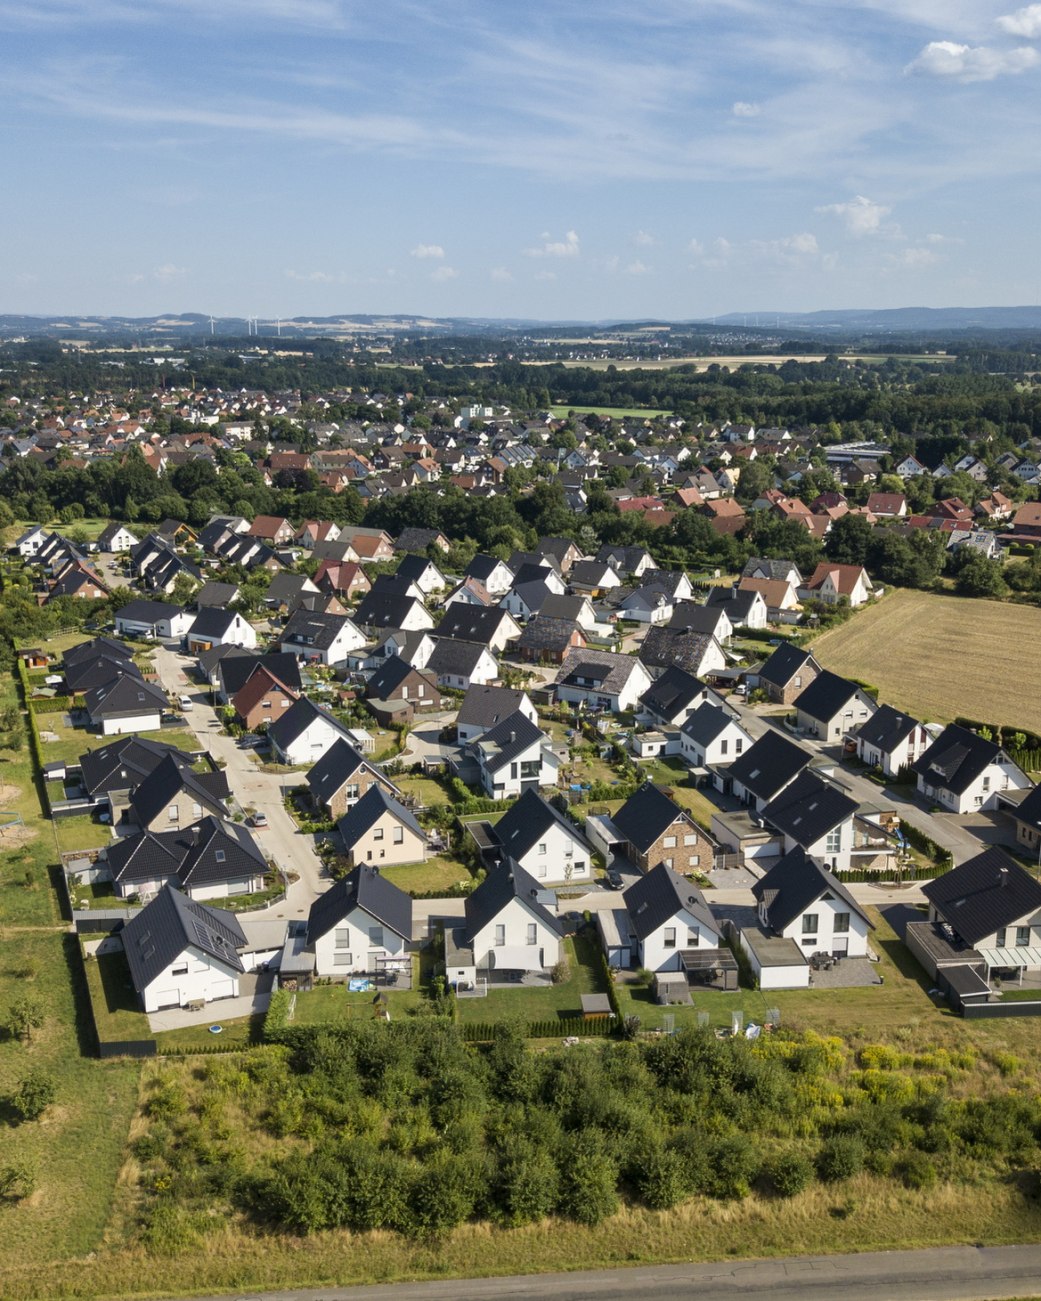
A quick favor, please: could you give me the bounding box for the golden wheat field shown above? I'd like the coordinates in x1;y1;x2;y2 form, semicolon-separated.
810;588;1041;735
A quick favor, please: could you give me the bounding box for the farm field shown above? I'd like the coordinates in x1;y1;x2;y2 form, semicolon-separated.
810;589;1041;735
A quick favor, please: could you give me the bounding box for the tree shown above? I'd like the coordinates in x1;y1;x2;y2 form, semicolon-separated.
7;996;43;1043
954;552;1008;599
0;1162;35;1201
11;1068;56;1121
825;512;874;566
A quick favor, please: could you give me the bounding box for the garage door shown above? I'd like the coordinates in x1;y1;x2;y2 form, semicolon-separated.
154;989;180;1009
209;978;235;1000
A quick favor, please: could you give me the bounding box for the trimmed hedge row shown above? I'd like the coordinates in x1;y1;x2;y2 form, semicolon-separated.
899;818;954;870
28;695;72;715
461;1016;615;1042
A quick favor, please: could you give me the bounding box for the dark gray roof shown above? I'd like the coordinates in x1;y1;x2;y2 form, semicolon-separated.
116;598;184;626
395;526;447;553
84;672;169;720
306;737;388;802
122;885;246;994
188;606;248;640
752;847;869;934
639;665;708;722
489;788;589;862
353;590;428;629
437;604;514;645
465;553;513;584
912;724;1012;797
793;669;874;725
428;638;494;677
395;553;442;583
265;571;317;603
365;655;438;700
556;647;642;695
456;685;529;732
107;816;266;890
473;710;546;774
306;864;412;943
742;557;802;583
612;781;696;854
639;625;717;674
727;730;813;802
570;559;618;586
623;862;717;941
128;753;229;828
281;608;355;652
336;784;426;850
79;735;197;799
667;602;730;635
595;544;654;573
761;770;858;847
680;701;741;747
704;586;763;621
195;581;240;608
853;703;921;754
218;652;302;699
268;696;351;753
64;636;132;669
757;642;820;690
65;654;145;694
463;858;563;939
922;847;1041;946
516;616;584;654
540;593;590;622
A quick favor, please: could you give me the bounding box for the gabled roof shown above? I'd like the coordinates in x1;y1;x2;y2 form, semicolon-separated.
922;847;1041;946
680;701;745;747
465;552;513;583
456;684;530;733
65;653;144;694
188;606;248;640
122;885;246;993
727;730;813;802
107;815;266;890
752;846;869;934
761;770;858;846
79;735;198;799
306;736;392;802
639;626;719;674
218;652;302;699
84;672;168;720
353;590;429;629
437;604;516;645
556;647;644;695
463;858;563;939
281;608;358;651
395;552;443;583
757;642;820;690
912;723;1013;796
639;665;708;721
623;862;717;941
704;586;764;620
115;598;184;626
472;710;547;774
64;636;132;669
427;638;495;676
336;784;426;849
128;753;229;827
612;781;695;854
268;696;352;753
365;654;439;701
307;864;412;944
195;581;240;608
793;669;873;724
490;788;589;861
231;664;299;717
516;616;585;654
853;703;921;754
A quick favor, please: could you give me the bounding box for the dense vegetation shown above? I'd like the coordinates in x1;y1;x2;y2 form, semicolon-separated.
131;1020;1041;1249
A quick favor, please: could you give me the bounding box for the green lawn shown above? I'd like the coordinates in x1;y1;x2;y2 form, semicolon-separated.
52;814;111;855
291;966;425;1025
456;933;609;1024
382;854;476;895
154;1016;262;1052
35;715;198;769
81;945;152;1043
638;757;721;830
395;773;453;808
549;404;673;419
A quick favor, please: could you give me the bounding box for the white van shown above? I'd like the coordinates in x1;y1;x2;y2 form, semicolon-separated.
178;695;194;711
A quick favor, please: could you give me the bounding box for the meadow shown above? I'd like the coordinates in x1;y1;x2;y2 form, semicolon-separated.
810;589;1041;735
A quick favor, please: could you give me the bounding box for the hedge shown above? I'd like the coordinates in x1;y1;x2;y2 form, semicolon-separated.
899;819;954;871
263;987;294;1043
29;695;72;715
462;1016;616;1042
954;715;1041;751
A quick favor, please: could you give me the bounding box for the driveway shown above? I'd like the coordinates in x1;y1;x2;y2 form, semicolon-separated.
147;970;273;1031
149;643;332;918
399;710;459;768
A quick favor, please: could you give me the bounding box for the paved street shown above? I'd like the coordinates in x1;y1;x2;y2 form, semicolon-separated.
150;643;332;920
180;1242;1041;1301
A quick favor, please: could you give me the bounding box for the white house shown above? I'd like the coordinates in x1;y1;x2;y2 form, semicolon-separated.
912;724;1031;814
760;770;861;875
485;788;594;886
84;674;170;736
622;863;723;973
853;704;932;778
14;525;47;558
279;610;366;666
555;648;653;714
122;886;248;1013
268;697;355;766
444;860;564;988
679;703;754;770
470;711;560;800
456;685;538;744
426;638;500;691
115;599;195;641
306;865;412;978
98;523;140;553
794;670;877;744
801;563;874;607
186;608;258;653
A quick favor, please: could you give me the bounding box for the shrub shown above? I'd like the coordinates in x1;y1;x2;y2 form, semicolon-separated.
490;1135;559;1227
549;959;570;985
633;1143;689;1210
817;1134;865;1183
897;1150;937;1190
706;1134;759;1200
557;1131;619;1224
0;1162;35;1201
11;1069;56;1122
769;1152;813;1197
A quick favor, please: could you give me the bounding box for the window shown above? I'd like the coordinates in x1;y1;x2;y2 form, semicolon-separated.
825;828;842;854
172;964;188;976
537;861;547;878
720;739;728;756
334;928;351;949
1016;926;1031;947
345;784;360;800
801;937;817;947
538;842;547;855
526;923;537;946
996;928;1007;948
373;827;384;841
393;825;404;844
663;927;677;948
802;914;819;935
663;835;677;849
683;834;698;846
192;802;202;818
215;849;226;863
494;924;505;947
834;912;850;934
262;701;271;709
168;805;178;821
368;926;384;948
687;927;700;947
333;952;352;967
735;738;743;754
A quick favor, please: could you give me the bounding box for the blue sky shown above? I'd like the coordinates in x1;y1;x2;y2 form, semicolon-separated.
2;0;1040;319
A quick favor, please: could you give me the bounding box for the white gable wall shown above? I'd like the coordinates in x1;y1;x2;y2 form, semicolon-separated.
313;903;408;977
470;895;561;970
140;944;240;1013
637;905;722;973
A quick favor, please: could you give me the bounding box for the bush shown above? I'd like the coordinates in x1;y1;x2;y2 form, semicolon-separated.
769;1152;813;1197
263;987;294;1043
557;1131;619;1225
817;1134;865;1183
633;1143;689;1209
0;1162;35;1201
549;958;570;985
706;1134;759;1200
11;1069;56;1122
897;1150;937;1190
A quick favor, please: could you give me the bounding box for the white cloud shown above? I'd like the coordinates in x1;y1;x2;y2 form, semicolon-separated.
906;40;1039;82
750;232;822;264
816;195;891;236
430;264;458;282
524;229;580;258
410;243;444;259
632;229;656;246
998;4;1041;38
285;268;336;282
732;100;761;117
534;269;556;281
687;239;705;257
489;266;513;281
892;246;939;267
153;263;186;281
626;259;650;275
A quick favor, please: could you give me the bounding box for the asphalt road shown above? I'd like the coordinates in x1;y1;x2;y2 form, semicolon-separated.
178;1243;1041;1301
150;642;331;918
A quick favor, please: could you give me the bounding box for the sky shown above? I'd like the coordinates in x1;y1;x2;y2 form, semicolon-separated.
1;0;1041;320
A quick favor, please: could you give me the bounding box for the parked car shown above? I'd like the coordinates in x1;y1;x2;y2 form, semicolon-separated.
178;694;193;711
605;869;623;889
247;812;268;828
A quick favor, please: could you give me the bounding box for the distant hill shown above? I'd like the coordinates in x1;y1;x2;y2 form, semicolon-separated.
709;306;1041;333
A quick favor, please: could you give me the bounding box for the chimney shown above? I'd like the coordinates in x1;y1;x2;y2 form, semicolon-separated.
999;866;1009;886
509;731;515;744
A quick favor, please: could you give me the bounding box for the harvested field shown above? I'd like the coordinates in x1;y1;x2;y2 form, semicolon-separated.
811;589;1041;734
